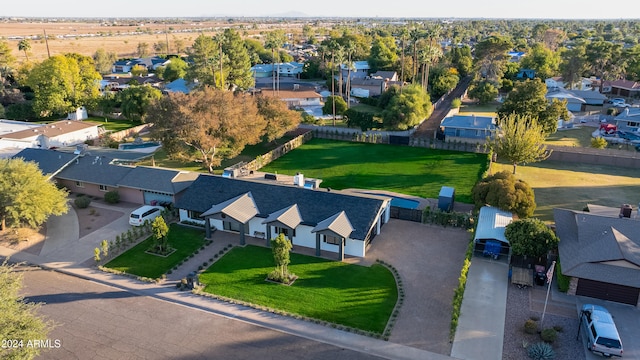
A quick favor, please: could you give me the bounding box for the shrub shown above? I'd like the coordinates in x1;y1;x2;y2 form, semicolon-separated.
591;136;608;149
104;191;120;204
540;328;557;343
451;98;462;109
524;319;538;334
555;260;570;293
527;342;555;360
74;196;91;208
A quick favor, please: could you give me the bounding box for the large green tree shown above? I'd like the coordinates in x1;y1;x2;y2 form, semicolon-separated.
147;87;266;172
382;84;432;130
0;40;15;82
160;57;188;82
368;36;398;72
449;45;473;77
0;260;52;360
585;40;624;92
519;43;560;80
92;48;117;75
222;28;254;90
119;85;162;122
17;39;30;62
497;78;569;135
505;218;558;258
559;45;588;89
468;80;498;105
487;114;551;174
25;54;101;117
0;158;68;231
471;170;536;219
474;35;512;83
186;35;220;88
322;95;347;116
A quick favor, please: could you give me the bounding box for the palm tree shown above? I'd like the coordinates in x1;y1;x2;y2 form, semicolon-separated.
410;26;424;83
265;30;285;93
333;45;345;99
417;40;442;93
398;27;409;93
344;42;356;108
18;39;31;61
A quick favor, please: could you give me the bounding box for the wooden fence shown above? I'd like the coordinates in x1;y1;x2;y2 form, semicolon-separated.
241;130;314;172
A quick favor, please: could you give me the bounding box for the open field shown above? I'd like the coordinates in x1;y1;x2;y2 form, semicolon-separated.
260;138;489;203
491;160;640;221
199;245;397;333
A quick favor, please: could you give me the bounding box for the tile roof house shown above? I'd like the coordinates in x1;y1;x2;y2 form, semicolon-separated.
0;120;102;150
554;208;640;306
175;175;391;259
257;89;322;107
12;148;199;206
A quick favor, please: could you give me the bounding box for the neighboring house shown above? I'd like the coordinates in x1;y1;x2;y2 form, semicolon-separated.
175;175;392;259
614;108;640;132
250;64;274;78
439;115;496;139
0;120;102;150
546;88;587;112
545;76;565;89
370;71;398;82
101;74;163;92
554;208;640;306
250;62;304;78
516;69;536;80
112;59;137;73
508;51;526;62
545;77;597;91
12;148;199;205
163;78;197;94
340;60;370;81
112;56;170;73
603;79;640;97
258;89;322;107
569;90;607;106
473;206;513;260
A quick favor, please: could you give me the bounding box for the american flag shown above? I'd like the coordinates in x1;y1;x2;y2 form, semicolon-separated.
546;261;556;283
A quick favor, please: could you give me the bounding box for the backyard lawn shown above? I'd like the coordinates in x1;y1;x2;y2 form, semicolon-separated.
104;224;206;279
544;126;594;148
85;117;142;132
199;245;397;333
458;102;498;117
260;138;489;203
491;161;640;221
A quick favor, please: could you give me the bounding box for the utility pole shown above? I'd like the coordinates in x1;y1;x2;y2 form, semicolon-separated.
165;23;170;54
43;29;51;58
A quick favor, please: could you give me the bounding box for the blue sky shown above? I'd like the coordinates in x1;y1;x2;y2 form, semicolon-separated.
4;0;639;19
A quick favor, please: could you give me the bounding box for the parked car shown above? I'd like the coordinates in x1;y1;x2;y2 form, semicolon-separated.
608;98;630;107
129;205;164;226
580;304;623;358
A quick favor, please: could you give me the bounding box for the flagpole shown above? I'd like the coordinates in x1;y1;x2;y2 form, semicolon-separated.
540;260;556;332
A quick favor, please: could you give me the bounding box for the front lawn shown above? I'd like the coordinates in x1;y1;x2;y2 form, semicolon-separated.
104;224;206;279
199;245;397;333
260;138;488;203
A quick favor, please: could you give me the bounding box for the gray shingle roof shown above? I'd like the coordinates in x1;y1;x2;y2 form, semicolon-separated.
311;211;354;239
12;148;77;176
262;204;302;229
201;192;259;224
118;166;197;194
175;175;386;241
56;155;134;187
554;208;640;288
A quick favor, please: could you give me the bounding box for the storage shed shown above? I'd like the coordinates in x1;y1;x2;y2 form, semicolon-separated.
438;186;455;212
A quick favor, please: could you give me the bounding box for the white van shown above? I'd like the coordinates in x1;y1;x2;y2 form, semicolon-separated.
580;304;623;357
129;205;164;226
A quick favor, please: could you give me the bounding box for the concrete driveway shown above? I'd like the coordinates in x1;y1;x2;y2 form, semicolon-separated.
360;219;470;355
576;298;640;360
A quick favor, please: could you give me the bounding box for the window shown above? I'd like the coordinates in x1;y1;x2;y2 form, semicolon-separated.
99;185;108;192
323;235;342;245
75;181;84;188
275;227;295;238
188;210;202;219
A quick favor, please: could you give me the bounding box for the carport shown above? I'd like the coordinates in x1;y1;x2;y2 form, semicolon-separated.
473;206;513;262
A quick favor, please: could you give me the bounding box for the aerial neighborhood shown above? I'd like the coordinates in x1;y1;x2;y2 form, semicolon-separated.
1;10;640;360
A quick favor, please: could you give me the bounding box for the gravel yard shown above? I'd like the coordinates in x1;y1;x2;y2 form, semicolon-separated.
503;284;585;360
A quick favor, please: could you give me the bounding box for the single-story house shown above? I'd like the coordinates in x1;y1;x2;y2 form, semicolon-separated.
341;60;370;81
546;88;586;112
12;148;198;205
250;62;304;78
163;78;197;94
545;77;598;92
0;120;102;150
112;56;170;73
175;175;392;259
257;89;322;108
349;77;386;97
473;206;513;260
603;79;640;98
569;90;607;106
508;51;526;62
554;208;640;306
370;71;398;82
439;114;496;139
614;108;640;132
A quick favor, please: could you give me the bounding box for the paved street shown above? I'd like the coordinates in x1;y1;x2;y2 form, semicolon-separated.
20;266;385;360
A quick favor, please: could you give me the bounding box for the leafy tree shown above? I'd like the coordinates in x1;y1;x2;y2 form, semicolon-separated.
505;218;558;258
269;233;293;282
0;158;68;231
368;36;398;72
136;42;150;57
345;108;381;131
301;57;322;79
0;260;52;360
519;43;560;80
468;80;498;105
488;114;550;174
256;95;301;143
265;30;286;92
429;66;459;99
25;53;101;117
559;45;588;89
591;137;608;149
17;39;30;61
153;42;168;56
148;87;266;172
0;40;16;81
93;48;117;75
471;170;536;219
186;34;223;88
497;78;568;135
585;41;624;92
449;45;473;77
382;83;432;130
151;216;170;253
118;85;162;122
160;57;187;82
222;28;254;90
474;35;512;83
322;95;347;116
130;64;148;76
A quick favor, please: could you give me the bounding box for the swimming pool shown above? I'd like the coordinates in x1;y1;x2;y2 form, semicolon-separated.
363;192;420;209
119;142;161;150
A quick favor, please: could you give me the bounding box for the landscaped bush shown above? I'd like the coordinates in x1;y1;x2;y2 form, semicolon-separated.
104;191;120;204
527;342;555;360
74;196;91;208
555;260;570;293
449;238;474;340
524;319;538;334
541;328;557;343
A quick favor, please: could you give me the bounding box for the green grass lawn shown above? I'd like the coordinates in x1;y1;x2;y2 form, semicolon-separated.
459;103;499;116
350;104;383;115
260;139;488;203
544;127;594;148
104;224;206;279
199;245;397;333
492;161;640;222
85;117;142;132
